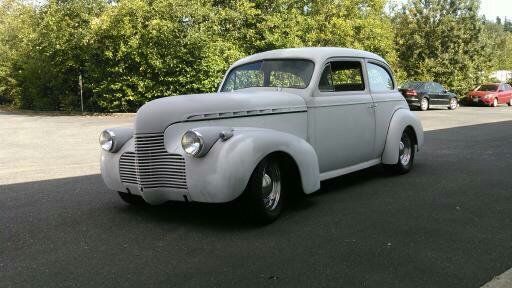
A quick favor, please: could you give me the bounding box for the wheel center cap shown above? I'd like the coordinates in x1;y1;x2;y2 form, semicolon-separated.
262;174;272;189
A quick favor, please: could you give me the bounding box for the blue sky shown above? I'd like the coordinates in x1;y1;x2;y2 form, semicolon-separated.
480;0;512;21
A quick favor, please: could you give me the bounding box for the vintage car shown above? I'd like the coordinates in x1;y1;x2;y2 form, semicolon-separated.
100;47;424;222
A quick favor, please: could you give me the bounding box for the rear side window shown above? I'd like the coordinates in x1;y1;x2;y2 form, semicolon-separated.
476;84;498;92
433;83;445;93
319;61;365;92
401;81;424;90
367;63;394;92
424;83;433;92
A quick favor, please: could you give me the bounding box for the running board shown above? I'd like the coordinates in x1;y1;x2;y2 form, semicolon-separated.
319;158;381;181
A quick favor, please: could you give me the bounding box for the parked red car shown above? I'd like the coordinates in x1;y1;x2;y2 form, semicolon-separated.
464;83;512;107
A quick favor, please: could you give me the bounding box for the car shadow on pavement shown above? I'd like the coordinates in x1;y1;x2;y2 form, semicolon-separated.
2;120;512;230
3;120;512;288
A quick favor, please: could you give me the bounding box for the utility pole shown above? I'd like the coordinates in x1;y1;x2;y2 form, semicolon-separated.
79;72;84;113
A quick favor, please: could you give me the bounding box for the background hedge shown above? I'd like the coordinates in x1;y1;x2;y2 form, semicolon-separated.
0;0;511;112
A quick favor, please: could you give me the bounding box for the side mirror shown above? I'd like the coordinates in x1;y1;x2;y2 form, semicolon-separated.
443;89;448;93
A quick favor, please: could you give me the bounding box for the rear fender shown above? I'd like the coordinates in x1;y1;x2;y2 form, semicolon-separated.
381;108;424;164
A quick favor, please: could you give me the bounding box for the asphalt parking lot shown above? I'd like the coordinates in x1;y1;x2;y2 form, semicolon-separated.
2;106;512;287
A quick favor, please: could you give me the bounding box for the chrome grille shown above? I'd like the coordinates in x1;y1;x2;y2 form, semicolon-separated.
119;133;187;190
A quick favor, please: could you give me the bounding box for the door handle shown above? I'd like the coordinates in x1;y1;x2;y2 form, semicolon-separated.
368;104;377;109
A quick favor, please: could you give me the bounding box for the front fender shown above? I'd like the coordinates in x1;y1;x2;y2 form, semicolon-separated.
381;108;424;164
171;127;320;203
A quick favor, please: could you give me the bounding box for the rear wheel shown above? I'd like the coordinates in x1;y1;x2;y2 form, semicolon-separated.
242;157;283;224
118;192;147;206
391;129;415;174
420;98;429;111
448;97;458;110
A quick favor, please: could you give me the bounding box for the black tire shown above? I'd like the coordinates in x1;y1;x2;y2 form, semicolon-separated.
420;97;429;111
242;157;283;224
391;129;415;174
448;97;458;110
492;98;498;107
118;192;147;206
508;98;512;106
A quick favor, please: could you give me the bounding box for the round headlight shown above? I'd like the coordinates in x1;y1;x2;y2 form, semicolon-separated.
181;130;203;157
99;130;115;152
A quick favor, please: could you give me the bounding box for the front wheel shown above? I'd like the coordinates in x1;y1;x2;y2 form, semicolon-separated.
508;98;512;106
492;98;498;107
242;157;283;224
390;129;415;174
448;97;458;110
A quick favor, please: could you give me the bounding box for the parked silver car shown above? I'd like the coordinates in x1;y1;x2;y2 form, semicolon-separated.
100;47;424;222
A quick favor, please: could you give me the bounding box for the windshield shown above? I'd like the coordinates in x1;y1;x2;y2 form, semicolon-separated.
476;84;498;92
401;81;424;90
221;59;315;92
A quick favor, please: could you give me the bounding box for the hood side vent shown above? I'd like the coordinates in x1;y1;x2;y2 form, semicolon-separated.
184;106;306;121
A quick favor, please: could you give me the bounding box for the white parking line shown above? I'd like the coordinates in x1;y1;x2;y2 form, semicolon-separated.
481;268;512;288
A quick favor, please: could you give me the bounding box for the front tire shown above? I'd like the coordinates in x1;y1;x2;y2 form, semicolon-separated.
448;97;458;110
508;98;512;106
242;157;283;224
391;129;415;174
492;98;498;107
420;97;429;111
118;192;147;206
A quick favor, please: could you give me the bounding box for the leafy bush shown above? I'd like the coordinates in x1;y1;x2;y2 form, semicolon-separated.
0;0;511;111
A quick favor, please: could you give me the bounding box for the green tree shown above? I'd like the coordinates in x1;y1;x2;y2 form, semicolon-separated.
1;0;107;110
87;0;248;111
483;21;512;72
393;0;491;95
0;0;36;105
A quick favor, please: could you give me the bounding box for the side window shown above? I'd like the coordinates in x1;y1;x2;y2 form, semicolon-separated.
434;83;444;93
319;61;365;92
425;83;433;93
367;63;394;92
319;64;333;91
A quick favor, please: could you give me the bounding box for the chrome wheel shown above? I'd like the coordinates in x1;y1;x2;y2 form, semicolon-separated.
399;133;412;166
262;163;281;211
420;98;429;111
449;98;457;110
508;98;512;106
493;98;498;107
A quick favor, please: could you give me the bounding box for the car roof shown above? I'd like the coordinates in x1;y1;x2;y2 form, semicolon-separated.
230;47;388;67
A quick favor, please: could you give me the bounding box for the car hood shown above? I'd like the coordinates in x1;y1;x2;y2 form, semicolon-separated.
135;91;307;133
468;91;495;97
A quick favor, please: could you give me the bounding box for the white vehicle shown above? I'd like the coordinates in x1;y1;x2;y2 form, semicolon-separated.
100;47;424;222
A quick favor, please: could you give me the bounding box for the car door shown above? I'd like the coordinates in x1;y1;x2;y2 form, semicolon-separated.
497;83;508;104
438;83;452;104
308;58;376;174
506;84;512;103
431;82;449;105
423;82;435;103
366;61;401;158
